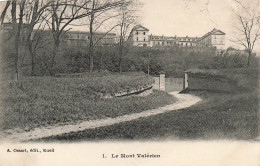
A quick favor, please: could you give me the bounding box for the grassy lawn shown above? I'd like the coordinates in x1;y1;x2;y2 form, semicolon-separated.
39;68;259;141
1;72;176;131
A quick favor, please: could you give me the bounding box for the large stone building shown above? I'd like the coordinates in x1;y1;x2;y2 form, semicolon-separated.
196;28;225;50
1;23;117;47
64;31;117;46
148;35;199;47
128;25;225;51
177;36;198;47
148;35;177;47
128;25;150;47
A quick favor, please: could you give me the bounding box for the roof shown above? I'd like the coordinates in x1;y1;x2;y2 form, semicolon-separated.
149;35;175;41
128;24;149;40
149;34;198;42
132;24;149;31
197;28;225;41
66;31;116;36
210;28;225;35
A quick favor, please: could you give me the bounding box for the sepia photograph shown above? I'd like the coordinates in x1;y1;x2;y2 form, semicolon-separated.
0;0;259;165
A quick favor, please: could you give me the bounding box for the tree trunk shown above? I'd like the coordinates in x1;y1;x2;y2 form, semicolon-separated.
99;53;103;71
0;1;11;26
50;40;60;75
119;45;123;73
14;31;20;80
247;52;251;68
118;35;123;73
11;0;19;81
89;33;94;72
28;41;35;76
88;0;95;73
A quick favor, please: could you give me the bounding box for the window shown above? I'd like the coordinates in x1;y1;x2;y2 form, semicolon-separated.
144;38;145;41
137;37;138;41
143;32;146;35
136;31;138;35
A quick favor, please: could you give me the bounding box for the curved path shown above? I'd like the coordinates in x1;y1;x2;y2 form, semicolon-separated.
3;91;201;142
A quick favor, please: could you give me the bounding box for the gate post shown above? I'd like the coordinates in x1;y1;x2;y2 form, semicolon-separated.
159;71;165;91
183;71;188;89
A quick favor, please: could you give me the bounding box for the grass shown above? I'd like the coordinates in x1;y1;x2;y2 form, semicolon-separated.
187;68;259;90
1;72;175;130
40;90;258;141
39;68;259;141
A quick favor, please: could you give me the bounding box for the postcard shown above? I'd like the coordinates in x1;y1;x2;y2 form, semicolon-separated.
0;0;259;165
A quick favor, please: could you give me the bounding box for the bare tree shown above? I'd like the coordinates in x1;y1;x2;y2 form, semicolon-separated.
88;0;95;72
235;15;259;67
232;0;260;67
45;0;92;75
11;0;26;80
117;0;141;73
0;1;11;26
86;0;124;72
46;0;124;75
23;0;53;76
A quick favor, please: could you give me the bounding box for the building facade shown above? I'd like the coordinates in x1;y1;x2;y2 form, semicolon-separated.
1;23;117;47
147;35;198;47
149;35;175;47
176;36;198;47
63;31;117;46
196;28;225;50
128;25;149;47
128;25;226;51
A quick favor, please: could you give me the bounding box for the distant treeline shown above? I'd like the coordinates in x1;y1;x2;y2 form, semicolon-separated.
1;39;259;78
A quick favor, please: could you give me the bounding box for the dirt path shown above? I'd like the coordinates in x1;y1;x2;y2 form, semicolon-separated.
3;91;201;142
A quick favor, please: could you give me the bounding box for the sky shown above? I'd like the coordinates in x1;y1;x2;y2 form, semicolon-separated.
138;0;260;52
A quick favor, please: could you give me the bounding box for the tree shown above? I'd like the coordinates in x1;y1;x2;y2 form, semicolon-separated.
23;0;53;76
232;0;260;67
0;1;11;26
11;0;26;80
117;0;141;73
45;0;92;75
86;0;125;72
46;0;124;75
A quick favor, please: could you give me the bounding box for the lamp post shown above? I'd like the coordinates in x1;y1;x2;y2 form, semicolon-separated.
147;46;151;75
147;52;150;75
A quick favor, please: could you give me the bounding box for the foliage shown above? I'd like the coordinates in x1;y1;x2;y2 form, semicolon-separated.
187;68;259;90
41;68;259;141
1;72;173;130
53;90;257;141
2;32;259;78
